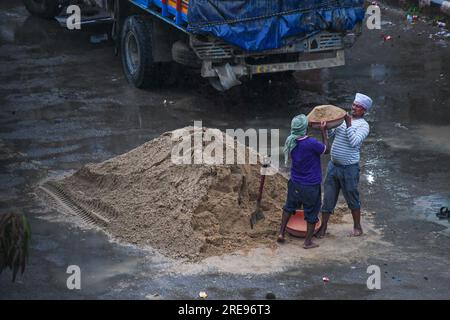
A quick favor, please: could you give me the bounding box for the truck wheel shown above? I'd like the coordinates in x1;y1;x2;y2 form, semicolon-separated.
23;0;62;19
121;15;162;89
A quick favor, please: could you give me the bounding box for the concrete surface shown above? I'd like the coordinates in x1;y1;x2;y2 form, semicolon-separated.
0;0;449;299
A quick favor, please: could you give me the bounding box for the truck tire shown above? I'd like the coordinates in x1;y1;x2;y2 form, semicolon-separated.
121;15;162;89
23;0;62;19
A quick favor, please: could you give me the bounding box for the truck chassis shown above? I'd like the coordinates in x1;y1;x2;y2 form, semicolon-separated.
22;0;362;91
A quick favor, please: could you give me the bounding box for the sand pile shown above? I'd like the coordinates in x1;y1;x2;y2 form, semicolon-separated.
42;127;355;261
45;127;290;260
307;105;346;123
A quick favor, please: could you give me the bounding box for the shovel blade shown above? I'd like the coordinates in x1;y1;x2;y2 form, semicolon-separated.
256;210;265;221
250;209;265;229
250;214;257;229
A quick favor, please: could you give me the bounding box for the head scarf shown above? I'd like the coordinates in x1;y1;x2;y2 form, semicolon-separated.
284;114;308;165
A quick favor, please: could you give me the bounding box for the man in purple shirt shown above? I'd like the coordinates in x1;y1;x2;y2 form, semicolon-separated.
278;114;329;249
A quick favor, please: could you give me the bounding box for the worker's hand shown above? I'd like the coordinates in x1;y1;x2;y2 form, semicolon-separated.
344;113;352;127
320;121;327;131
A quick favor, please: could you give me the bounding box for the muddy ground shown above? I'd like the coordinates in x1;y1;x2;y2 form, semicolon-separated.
0;1;449;299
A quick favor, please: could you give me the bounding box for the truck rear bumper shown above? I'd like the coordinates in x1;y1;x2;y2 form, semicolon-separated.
201;50;345;78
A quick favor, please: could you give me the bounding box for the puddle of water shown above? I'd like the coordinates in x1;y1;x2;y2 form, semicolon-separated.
379;124;450;156
415;125;450;155
371;64;387;82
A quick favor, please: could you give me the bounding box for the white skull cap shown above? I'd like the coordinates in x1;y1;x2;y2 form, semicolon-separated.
354;93;373;110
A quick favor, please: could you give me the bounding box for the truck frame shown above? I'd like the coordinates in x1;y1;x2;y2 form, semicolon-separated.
23;0;363;91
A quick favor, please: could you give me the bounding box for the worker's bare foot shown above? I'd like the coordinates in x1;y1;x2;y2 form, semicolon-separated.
277;234;285;243
348;228;363;237
303;242;320;249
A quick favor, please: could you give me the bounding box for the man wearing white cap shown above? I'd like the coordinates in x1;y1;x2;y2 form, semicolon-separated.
317;93;372;237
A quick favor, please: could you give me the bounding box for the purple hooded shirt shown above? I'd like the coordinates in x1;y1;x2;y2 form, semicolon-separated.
290;136;326;185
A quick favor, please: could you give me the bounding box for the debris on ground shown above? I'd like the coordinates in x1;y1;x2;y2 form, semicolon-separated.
381;20;395;26
265;292;276;299
322;276;330;282
89;33;108;44
436;207;449;219
435;30;450;37
145;293;161;300
199;291;208;299
395;123;409;130
406;14;419;23
163;100;176;106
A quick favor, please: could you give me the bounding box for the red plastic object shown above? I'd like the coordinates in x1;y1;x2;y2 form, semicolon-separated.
286;210;321;238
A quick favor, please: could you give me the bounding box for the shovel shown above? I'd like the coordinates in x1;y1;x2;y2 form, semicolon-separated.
250;161;270;229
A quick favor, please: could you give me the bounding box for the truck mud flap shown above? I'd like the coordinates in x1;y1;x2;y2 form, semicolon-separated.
209;63;242;91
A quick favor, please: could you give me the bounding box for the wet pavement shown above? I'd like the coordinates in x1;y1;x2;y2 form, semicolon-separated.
1;1;449;299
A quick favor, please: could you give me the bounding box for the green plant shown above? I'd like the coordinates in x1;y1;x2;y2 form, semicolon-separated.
407;5;421;15
0;213;31;282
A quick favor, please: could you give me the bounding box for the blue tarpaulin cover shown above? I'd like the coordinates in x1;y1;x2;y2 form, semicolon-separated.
187;0;365;52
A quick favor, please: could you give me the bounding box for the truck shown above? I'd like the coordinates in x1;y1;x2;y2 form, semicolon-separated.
23;0;366;91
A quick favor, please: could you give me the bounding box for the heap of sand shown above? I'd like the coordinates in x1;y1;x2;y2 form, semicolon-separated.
42;127;350;261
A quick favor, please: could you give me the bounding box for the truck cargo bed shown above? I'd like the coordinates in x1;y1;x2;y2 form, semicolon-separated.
130;0;189;30
130;0;365;52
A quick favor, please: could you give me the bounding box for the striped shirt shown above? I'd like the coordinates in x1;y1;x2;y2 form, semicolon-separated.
330;118;370;165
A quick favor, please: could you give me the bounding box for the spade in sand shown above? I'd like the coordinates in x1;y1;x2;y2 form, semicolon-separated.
250;160;270;229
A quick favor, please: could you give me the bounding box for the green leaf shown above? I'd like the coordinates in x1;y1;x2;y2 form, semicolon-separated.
0;213;31;281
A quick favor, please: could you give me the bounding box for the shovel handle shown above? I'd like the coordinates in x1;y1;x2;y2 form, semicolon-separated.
257;175;265;201
257;164;269;202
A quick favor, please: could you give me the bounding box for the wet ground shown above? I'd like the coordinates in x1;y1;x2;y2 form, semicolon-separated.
1;1;449;299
